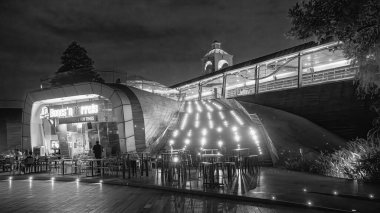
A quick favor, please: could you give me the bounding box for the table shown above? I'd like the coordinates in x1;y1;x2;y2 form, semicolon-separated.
199;153;224;187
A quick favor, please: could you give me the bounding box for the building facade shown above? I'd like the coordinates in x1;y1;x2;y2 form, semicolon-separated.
21;83;179;157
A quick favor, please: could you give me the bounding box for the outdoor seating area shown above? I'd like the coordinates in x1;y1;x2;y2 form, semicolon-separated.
0;148;261;193
0;153;123;178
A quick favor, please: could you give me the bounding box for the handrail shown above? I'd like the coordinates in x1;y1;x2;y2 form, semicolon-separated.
226;66;357;98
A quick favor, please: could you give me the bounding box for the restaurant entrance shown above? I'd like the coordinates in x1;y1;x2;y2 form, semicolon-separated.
39;98;119;158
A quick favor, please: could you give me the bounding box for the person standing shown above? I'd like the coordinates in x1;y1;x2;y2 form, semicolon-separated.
92;141;103;173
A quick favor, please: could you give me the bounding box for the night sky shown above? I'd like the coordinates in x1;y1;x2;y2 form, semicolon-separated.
0;0;304;101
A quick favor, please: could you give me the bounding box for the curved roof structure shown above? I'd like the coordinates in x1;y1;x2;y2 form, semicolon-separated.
22;82;179;153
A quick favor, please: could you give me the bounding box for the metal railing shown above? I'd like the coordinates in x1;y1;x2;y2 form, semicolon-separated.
225;66;357;98
302;66;357;86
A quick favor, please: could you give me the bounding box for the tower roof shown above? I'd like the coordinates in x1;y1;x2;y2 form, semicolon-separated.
204;41;231;57
204;48;230;57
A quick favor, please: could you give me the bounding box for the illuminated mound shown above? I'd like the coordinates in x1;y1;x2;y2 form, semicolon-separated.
237;101;346;160
167;99;268;158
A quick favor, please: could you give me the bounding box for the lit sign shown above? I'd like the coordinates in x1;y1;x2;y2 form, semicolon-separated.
44;104;99;119
80;104;98;115
59;115;98;124
40;106;49;119
50;108;74;118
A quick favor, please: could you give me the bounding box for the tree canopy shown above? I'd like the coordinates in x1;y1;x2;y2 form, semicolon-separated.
50;41;103;86
287;0;380;96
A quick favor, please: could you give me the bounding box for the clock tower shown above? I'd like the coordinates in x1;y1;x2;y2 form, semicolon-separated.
202;41;233;74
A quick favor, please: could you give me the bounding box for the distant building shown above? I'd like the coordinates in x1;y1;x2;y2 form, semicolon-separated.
0;100;23;152
126;74;178;100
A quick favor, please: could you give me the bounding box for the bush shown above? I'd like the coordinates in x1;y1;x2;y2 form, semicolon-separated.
282;137;380;182
284;157;312;172
311;138;380;182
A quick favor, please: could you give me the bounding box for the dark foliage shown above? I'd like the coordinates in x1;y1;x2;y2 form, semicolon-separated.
50;41;104;86
287;0;380;96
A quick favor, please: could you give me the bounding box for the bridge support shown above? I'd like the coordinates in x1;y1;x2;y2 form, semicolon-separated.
221;74;227;98
178;89;182;102
297;53;303;88
255;65;259;94
198;82;202;100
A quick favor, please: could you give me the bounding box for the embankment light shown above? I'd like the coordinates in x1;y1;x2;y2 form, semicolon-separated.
169;139;175;145
230;110;244;125
185;138;190;145
209;120;214;129
173;129;179;137
207;112;212;120
202;128;208;136
211;101;223;110
180;113;189;130
219;111;225;120
201;137;206;146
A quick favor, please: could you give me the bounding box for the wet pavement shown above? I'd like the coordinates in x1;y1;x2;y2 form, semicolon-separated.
0;179;331;213
1;167;380;212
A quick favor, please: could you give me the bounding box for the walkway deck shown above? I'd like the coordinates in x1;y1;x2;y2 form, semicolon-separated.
1;167;379;212
0;180;329;213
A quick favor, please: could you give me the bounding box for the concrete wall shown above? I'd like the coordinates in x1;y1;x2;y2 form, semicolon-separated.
236;80;377;140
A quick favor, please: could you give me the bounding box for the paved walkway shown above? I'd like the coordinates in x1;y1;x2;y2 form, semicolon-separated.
248;168;380;212
0;179;328;213
1;167;379;212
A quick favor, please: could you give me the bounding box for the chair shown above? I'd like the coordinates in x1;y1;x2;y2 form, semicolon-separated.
36;157;48;172
48;158;60;174
107;158;122;176
81;160;95;177
3;157;15;174
98;159;111;177
70;159;81;175
24;157;35;173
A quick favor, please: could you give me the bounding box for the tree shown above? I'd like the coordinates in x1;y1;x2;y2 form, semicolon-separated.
50;41;104;86
287;0;380;96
